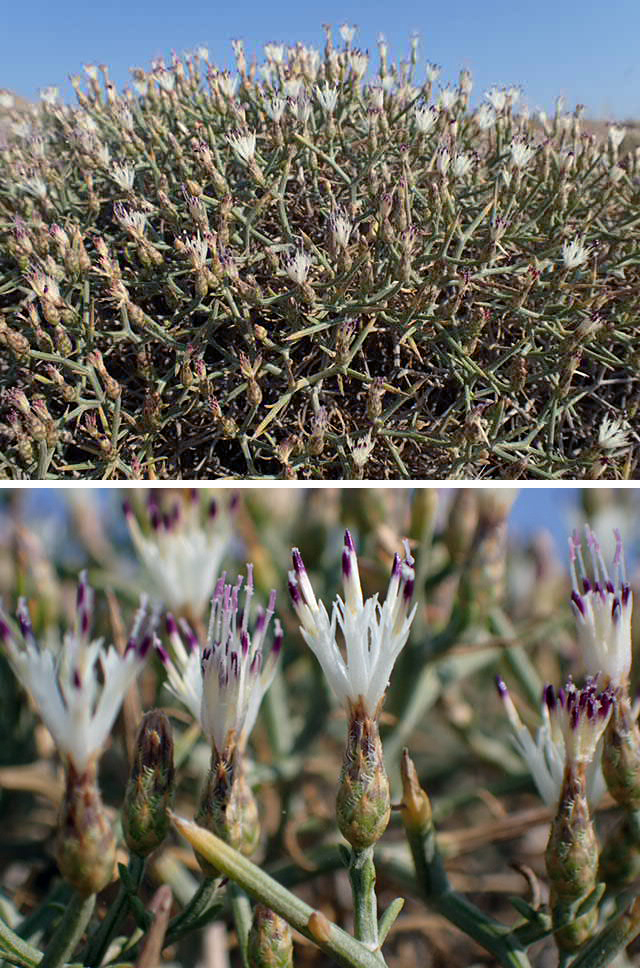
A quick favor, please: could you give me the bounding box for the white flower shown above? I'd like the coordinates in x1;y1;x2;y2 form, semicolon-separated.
114;203;147;236
264;42;286;64
215;71;238;98
19;174;48;200
183;232;210;269
569;527;633;688
597;415;631;453
290;95;312;123
562;238;590;269
289;531;416;715
438;87;458;112
348;49;369;80
436;144;451;175
414;105;438;134
349;429;375;468
485;86;507;112
283;76;303;99
264;96;287;122
158;566;282;754
285;249;312;285
195;46;210;62
0;572;152;771
497;676;610;807
315;82;339;114
474;104;496;130
369;86;384;110
155;70;175;93
227;130;257;164
609;125;626;150
124;490;236;619
0;92;15;109
425;63;441;82
339;23;357;45
84;64;100;81
510;138;535;169
451;151;473;179
111;162;136;191
329;208;352;249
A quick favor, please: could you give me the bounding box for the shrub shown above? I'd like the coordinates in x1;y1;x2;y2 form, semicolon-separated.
0;31;638;478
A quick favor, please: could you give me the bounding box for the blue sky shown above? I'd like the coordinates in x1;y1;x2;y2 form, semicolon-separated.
3;0;640;119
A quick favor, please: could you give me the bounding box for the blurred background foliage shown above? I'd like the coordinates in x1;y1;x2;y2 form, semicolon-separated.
0;485;638;967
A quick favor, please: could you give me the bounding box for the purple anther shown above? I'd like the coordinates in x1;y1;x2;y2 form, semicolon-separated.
571;590;585;616
166;613;179;637
543;683;555;710
288;577;302;605
292;548;305;575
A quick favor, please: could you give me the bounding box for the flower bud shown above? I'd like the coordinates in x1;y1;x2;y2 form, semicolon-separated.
545;762;598;950
56;762;116;896
123;710;175;857
599;809;640;889
602;695;640;808
247;904;293;968
336;703;390;850
195;752;259;873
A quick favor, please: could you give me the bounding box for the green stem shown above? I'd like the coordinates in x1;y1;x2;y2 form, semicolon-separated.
83;855;144;966
570;895;640;968
39;893;95;968
172;813;385;968
230;884;252;968
403;815;532;968
348;848;383;961
0;918;42;968
164;876;224;946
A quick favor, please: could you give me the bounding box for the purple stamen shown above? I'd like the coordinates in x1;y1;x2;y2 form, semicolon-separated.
166;613;179;637
291;548;305;575
571;590;585;615
288;577;302;605
390;553;401;579
342;546;352;579
156;643;170;664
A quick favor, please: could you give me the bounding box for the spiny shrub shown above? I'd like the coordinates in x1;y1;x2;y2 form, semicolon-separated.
0;29;639;479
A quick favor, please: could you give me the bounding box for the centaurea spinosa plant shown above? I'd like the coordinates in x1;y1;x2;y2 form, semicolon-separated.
1;27;639;479
2;489;640;968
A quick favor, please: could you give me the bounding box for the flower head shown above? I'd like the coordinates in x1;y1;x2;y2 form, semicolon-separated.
562;238;590;270
496;675;611;807
124;489;237;619
597;416;631;454
0;572;152;771
289;531;416;716
284;248;312;285
315;82;339;114
227;129;257;164
158;565;282;755
569;527;633;688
